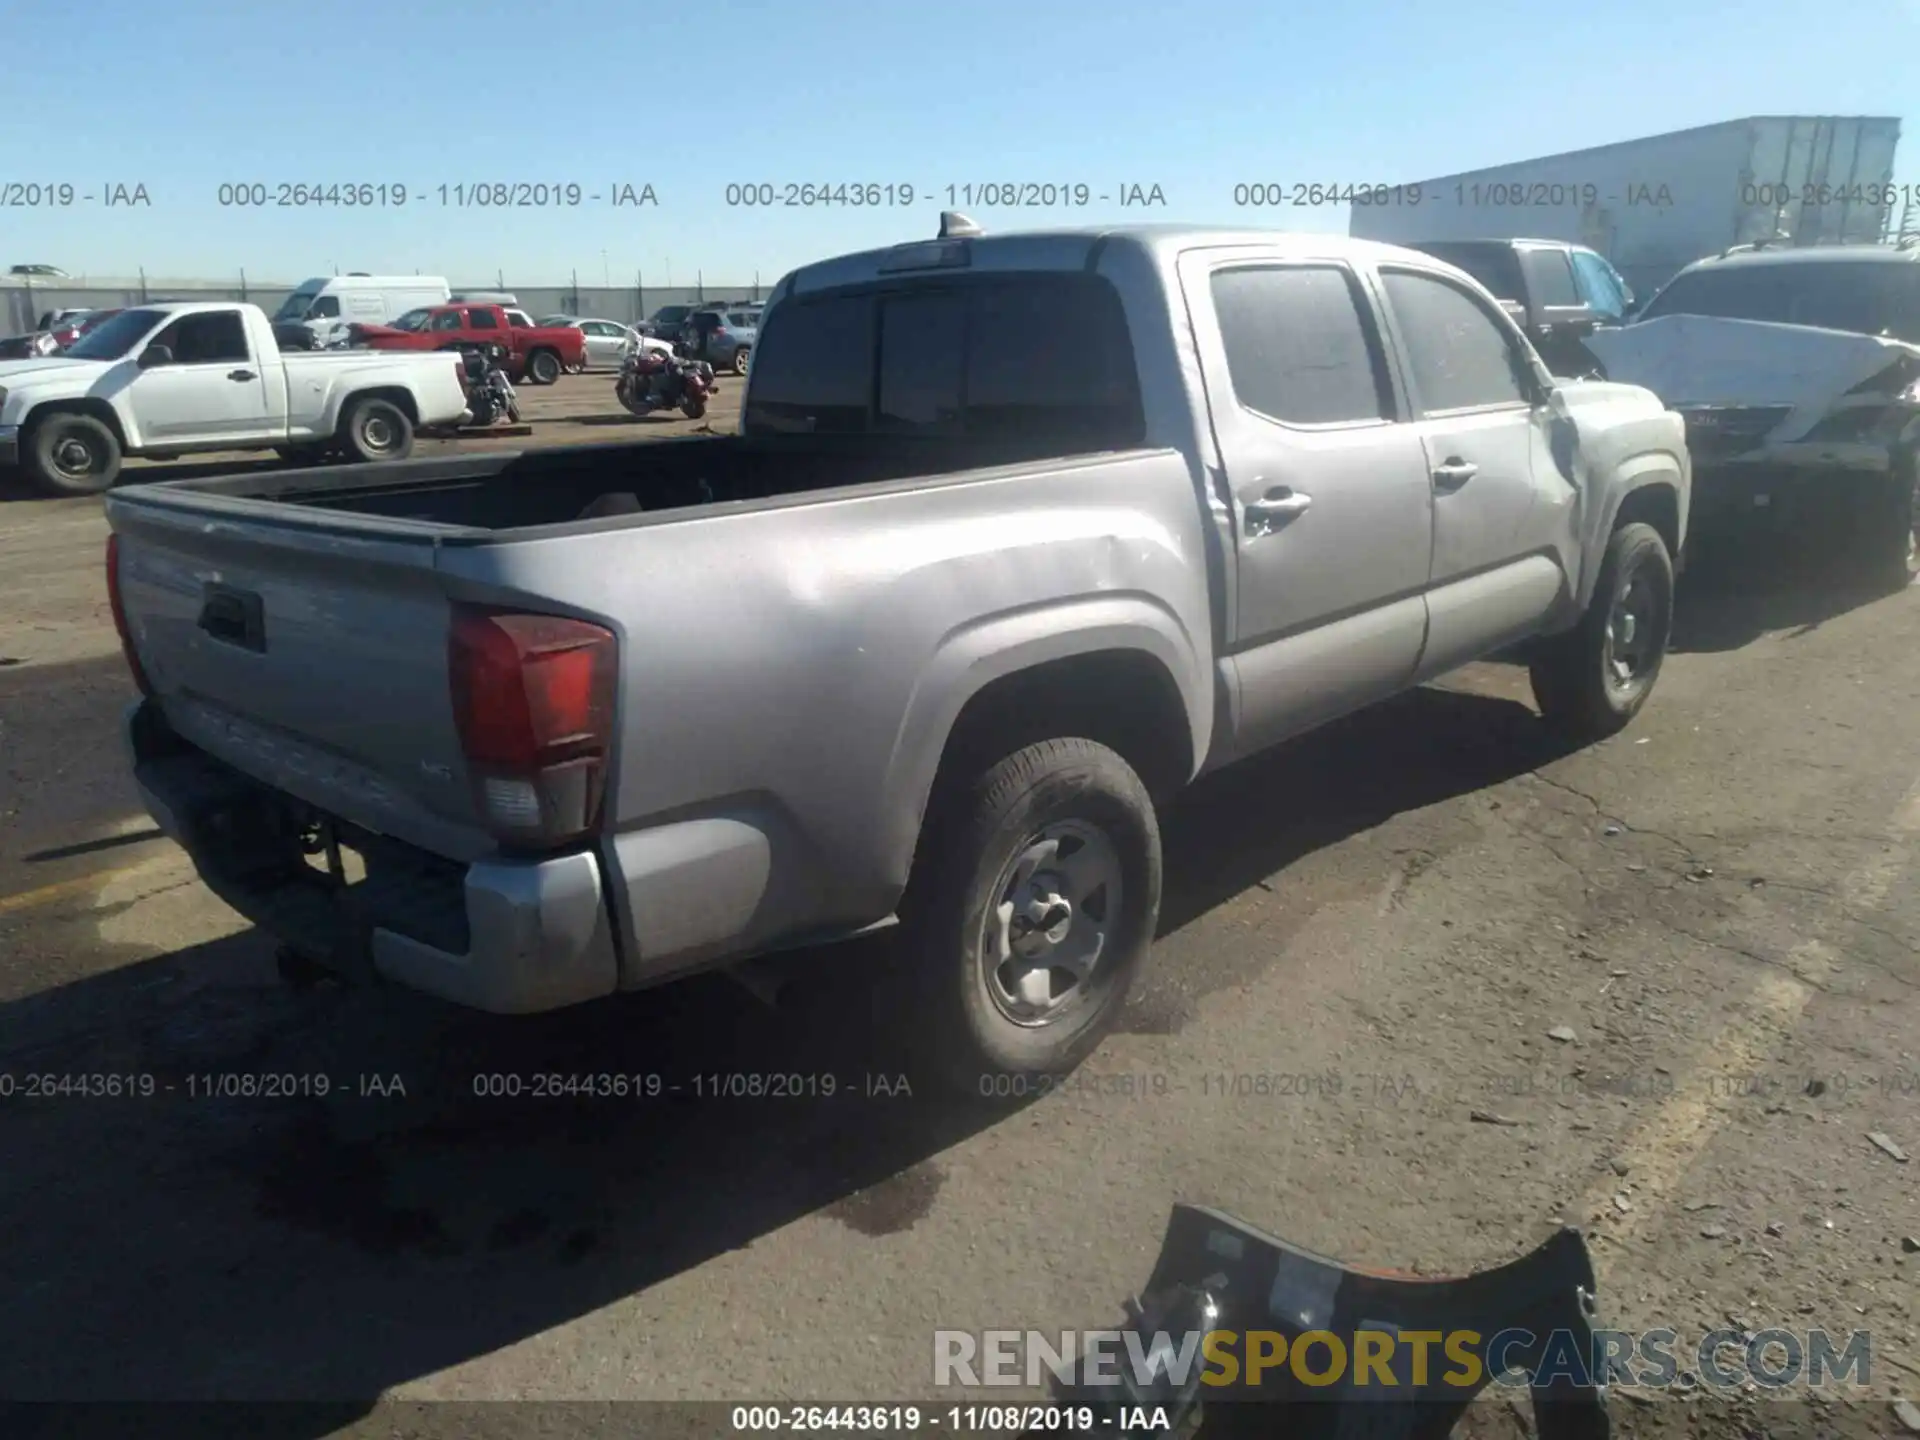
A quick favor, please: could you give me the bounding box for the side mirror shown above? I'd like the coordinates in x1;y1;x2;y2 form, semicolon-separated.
137;344;174;368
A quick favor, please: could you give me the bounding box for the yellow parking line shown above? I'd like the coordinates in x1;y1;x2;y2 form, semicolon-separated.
0;862;150;918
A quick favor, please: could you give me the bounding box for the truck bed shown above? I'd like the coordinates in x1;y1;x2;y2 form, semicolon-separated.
135;427;1139;533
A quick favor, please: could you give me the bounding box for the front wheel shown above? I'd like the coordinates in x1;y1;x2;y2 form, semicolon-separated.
25;412;122;496
526;350;561;386
680;393;708;420
338;396;414;463
895;738;1161;1096
1857;456;1918;593
1530;521;1674;741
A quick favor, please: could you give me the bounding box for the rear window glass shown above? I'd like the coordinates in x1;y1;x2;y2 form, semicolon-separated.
1638;260;1920;342
746;275;1140;446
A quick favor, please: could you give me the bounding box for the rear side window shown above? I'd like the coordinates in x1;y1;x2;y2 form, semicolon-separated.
430;310;464;331
1413;244;1524;303
1380;270;1531;412
1210;266;1390;425
1520;249;1579;307
468;308;501;330
746;276;1142;445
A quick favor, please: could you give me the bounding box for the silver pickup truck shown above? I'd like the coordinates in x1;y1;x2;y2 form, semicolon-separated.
105;221;1691;1090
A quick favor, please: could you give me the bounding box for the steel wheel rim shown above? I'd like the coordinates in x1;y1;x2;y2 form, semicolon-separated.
52;434;96;478
1604;572;1657;690
979;820;1122;1027
361;414;397;452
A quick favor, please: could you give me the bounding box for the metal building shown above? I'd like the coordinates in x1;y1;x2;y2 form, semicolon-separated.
1349;116;1904;297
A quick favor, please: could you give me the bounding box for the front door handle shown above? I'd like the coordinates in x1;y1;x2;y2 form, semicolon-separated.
228;368;257;382
1244;486;1312;537
1432;458;1479;491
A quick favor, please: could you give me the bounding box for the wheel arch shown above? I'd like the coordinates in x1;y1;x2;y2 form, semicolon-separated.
21;397;130;452
882;598;1209;893
1582;467;1685;610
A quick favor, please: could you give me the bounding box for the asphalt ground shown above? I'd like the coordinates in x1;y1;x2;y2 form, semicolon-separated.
0;388;1916;1438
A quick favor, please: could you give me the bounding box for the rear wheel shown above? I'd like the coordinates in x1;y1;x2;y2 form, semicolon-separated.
25;412;121;496
731;346;751;376
338;397;413;463
894;737;1161;1096
527;349;561;386
680;394;708;420
1530;521;1674;741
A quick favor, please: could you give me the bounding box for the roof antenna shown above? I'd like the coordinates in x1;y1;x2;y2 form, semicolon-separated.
938;211;983;239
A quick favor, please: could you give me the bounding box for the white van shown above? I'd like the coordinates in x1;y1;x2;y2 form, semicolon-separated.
272;275;452;347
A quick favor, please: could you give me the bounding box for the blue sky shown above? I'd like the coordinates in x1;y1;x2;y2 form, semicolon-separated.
6;0;1916;285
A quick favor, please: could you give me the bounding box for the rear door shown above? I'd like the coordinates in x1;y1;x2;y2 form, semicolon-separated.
1177;248;1436;757
1372;264;1576;675
124;308;277;444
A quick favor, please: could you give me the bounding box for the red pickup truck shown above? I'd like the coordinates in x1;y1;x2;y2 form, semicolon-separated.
351;303;585;385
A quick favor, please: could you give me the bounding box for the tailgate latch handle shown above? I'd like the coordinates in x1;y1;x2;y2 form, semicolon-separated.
198;585;267;652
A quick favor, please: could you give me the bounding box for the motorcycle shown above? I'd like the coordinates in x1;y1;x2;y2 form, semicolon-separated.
615;342;715;420
1037;1204;1609;1439
453;341;521;426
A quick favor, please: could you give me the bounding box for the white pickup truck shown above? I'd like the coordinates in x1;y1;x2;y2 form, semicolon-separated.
0;301;472;496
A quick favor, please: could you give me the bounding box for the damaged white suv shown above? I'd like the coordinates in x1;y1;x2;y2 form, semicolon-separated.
1589;242;1920;588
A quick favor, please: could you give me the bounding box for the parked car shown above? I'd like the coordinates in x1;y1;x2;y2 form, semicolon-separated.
272;275;452;350
1587;241;1920;587
0;301;470;495
682;307;758;373
103;220;1687;1090
639;303;703;340
37;308;94;332
1399;238;1632;378
535;316;643;369
351;302;585;384
0;308;123;359
9;264;67;277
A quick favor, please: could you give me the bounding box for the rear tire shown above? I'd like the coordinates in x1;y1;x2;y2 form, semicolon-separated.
1530;521;1674;741
527;349;561;386
25;412;121;496
731;346;751;376
338;397;414;464
680;395;708;420
894;737;1161;1097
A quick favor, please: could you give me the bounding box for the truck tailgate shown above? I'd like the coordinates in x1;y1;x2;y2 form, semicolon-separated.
109;495;490;862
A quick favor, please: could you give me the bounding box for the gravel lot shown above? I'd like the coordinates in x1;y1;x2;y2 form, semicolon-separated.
0;395;1916;1438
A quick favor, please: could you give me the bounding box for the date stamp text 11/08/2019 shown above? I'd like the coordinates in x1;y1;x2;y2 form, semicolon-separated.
722;182;1168;208
212;182;659;208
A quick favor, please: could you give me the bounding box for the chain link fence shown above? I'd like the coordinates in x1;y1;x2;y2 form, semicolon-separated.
0;276;769;336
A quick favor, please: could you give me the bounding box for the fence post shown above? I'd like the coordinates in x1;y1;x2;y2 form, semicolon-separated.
637;269;644;328
139;267;149;303
240;268;248;303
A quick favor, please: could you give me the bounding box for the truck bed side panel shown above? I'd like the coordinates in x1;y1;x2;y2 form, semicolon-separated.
433;449;1215;980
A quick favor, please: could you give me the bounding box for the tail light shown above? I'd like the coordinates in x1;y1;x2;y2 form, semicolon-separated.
448;606;617;849
105;534;154;697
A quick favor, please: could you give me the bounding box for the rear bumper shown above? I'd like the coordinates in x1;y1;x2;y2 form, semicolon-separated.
125;700;620;1014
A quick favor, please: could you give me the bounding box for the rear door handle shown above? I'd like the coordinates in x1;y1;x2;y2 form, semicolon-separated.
1244;486;1312;537
228;368;257;382
1432;458;1479;491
